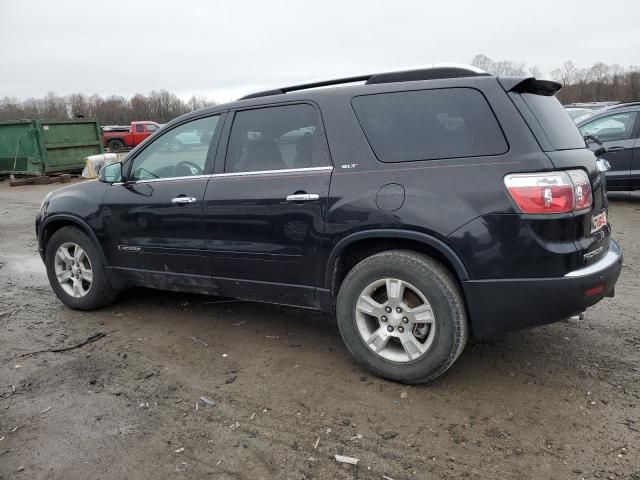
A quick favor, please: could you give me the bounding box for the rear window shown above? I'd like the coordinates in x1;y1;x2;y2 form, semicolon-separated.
352;88;508;162
520;94;585;150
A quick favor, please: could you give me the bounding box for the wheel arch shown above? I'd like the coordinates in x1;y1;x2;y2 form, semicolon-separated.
325;230;469;297
40;214;108;265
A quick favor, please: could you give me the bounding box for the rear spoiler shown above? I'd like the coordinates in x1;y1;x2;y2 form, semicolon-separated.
498;77;562;96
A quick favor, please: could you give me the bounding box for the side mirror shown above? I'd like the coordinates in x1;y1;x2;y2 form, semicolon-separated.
583;134;607;157
99;162;123;183
583;134;602;146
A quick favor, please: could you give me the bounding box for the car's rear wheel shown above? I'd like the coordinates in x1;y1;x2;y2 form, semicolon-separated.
45;226;118;310
107;139;125;153
336;250;468;384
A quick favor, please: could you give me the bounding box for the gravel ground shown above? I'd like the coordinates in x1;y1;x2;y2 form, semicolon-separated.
0;180;638;480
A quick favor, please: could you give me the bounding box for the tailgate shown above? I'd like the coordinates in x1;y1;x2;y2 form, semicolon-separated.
546;149;611;270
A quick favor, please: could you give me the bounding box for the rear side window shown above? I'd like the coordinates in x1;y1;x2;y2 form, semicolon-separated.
519;93;585;150
352;88;508;162
225;104;331;173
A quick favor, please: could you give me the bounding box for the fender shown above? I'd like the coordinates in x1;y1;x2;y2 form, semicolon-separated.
325;229;470;289
39;213;108;266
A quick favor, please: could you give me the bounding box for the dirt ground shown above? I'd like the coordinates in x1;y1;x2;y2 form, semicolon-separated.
0;179;638;480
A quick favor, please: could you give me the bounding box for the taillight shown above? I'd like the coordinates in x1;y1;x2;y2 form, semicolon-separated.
504;170;592;214
567;170;592;210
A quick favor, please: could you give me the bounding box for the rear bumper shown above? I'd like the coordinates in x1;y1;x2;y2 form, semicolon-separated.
462;240;623;337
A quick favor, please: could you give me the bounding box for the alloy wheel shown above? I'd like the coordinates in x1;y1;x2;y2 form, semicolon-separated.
354;278;436;363
54;242;93;298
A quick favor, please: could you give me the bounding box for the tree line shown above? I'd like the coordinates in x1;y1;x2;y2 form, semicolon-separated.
472;54;640;104
2;57;639;125
0;90;216;125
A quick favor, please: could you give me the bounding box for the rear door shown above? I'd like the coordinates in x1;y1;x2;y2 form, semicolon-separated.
102;113;225;279
579;111;638;186
202;103;333;305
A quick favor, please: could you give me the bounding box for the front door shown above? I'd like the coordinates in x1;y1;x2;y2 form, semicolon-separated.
102;114;224;280
580;111;638;187
202;103;333;305
630;130;640;183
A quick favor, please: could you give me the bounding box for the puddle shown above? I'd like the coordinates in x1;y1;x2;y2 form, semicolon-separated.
0;255;48;286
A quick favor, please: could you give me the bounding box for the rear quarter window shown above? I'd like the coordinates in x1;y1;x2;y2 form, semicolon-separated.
352;88;508;162
518;93;585;150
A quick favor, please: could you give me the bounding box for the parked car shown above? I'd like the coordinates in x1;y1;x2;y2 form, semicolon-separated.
102;121;160;152
565;107;593;124
36;66;622;384
565;101;620;110
577;102;640;191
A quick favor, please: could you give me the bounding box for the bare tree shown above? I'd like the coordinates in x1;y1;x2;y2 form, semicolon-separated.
1;59;639;122
471;54;526;76
471;55;639;104
471;54;495;72
0;90;219;124
528;65;542;78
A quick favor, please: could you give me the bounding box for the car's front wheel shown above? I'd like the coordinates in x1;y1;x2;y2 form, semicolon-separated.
336;250;468;384
45;226;118;310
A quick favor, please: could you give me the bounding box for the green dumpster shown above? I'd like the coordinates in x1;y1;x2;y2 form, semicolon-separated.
0;119;103;176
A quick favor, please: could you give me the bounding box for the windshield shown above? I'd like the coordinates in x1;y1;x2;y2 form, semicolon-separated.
566;108;591;120
521;94;586;150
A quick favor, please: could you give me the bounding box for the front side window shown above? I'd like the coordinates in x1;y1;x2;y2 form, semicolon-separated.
225;104;330;173
135;124;144;132
579;112;638;142
130;115;220;181
352;88;508;162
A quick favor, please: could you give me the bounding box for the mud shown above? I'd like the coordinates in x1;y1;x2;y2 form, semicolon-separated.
0;179;639;479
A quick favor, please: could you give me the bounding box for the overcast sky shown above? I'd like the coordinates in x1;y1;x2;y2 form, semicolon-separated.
1;0;639;102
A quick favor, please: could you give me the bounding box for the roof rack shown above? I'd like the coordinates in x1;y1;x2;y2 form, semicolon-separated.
239;64;489;100
605;101;640;110
565;101;620;108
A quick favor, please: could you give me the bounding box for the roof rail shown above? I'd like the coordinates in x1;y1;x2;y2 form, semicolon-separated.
240;74;371;100
605;101;640;110
239;64;489;100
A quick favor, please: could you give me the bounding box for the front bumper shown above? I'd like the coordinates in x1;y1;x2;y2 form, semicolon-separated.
462;240;623;337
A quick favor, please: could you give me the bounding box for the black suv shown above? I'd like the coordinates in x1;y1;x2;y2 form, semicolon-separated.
36;66;622;384
577;102;640;191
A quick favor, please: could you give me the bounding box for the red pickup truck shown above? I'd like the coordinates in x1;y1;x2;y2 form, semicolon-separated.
102;121;160;152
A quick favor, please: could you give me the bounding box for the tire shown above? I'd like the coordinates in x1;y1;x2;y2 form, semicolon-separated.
108;139;125;153
45;226;118;310
335;250;468;384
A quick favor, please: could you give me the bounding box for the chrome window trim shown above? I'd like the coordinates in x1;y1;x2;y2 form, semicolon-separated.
212;165;333;178
110;166;333;186
132;174;212;184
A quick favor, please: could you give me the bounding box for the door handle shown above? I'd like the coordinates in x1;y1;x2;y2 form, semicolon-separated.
171;196;197;204
286;193;320;202
606;146;626;151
